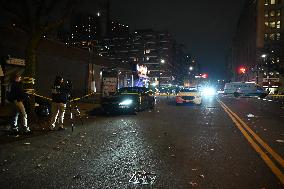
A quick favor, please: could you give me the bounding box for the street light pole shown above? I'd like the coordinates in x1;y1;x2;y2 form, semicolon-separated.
159;59;165;88
259;54;267;85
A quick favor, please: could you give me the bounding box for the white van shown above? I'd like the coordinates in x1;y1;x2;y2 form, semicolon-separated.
224;82;268;98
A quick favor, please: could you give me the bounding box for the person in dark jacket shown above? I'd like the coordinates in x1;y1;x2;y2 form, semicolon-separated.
7;73;31;134
50;76;68;130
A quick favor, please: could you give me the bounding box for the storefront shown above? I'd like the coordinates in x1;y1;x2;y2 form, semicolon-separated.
262;77;280;94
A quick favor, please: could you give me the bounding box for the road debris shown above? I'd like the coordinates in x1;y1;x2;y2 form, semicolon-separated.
247;114;255;118
53;146;60;150
129;171;156;185
73;174;81;179
189;181;198;187
35;164;42;168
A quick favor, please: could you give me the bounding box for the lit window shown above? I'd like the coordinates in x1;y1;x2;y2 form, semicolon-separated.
270;21;276;28
270;10;275;16
265;0;269;5
271;0;276;4
277;21;281;28
265;11;269;17
277;10;281;16
269;33;275;40
276;33;280;40
265;21;269;26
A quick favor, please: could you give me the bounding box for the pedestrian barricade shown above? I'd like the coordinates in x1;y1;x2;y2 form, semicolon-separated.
266;95;284;102
30;92;96;131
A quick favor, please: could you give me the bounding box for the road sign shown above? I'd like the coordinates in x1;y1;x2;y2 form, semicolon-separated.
6;58;25;66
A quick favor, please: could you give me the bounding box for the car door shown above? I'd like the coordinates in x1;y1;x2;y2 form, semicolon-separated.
140;91;148;109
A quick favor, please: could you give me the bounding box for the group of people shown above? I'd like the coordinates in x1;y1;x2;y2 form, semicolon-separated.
7;74;72;135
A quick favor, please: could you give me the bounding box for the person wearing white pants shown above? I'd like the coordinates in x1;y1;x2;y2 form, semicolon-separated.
7;73;31;134
50;76;69;130
50;102;66;129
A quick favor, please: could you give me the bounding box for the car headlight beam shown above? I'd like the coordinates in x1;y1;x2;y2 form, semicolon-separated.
119;99;133;106
202;87;216;96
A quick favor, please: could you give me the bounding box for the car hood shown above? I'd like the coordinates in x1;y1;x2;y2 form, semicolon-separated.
102;94;138;104
177;92;200;96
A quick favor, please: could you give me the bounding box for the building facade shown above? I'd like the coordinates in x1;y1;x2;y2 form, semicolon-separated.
232;0;284;93
95;29;175;87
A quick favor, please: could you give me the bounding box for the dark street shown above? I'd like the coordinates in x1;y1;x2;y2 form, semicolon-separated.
0;96;283;189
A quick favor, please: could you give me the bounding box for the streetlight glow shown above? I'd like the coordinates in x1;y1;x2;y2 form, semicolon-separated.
160;59;165;64
189;66;193;71
261;54;267;58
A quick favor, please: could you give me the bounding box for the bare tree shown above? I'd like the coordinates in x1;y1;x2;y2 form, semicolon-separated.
1;0;76;88
1;0;77;120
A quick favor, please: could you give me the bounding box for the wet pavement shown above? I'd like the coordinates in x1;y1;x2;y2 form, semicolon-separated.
0;96;283;188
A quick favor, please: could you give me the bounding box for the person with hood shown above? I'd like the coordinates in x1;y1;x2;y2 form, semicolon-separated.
7;73;31;135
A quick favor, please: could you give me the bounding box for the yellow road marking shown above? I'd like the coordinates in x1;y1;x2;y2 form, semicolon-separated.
218;100;284;184
219;100;284;168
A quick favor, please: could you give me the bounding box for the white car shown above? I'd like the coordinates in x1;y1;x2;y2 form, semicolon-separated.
176;88;202;105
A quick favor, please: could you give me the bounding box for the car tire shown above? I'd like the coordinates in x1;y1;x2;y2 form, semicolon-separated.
234;92;240;98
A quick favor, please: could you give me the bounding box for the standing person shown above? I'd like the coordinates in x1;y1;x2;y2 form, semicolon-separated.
6;73;31;135
50;76;68;130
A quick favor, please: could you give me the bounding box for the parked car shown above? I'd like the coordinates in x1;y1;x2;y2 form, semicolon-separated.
102;87;155;114
176;87;202;105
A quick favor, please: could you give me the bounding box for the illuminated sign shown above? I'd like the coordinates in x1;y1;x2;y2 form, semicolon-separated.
136;64;148;76
6;58;25;66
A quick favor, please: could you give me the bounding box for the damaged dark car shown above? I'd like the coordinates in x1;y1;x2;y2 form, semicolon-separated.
102;87;155;115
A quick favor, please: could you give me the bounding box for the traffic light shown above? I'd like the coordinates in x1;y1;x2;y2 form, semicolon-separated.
239;67;246;74
201;73;208;79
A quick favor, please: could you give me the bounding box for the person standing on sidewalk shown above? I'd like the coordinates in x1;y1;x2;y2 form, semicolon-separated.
50;76;68;131
7;73;31;135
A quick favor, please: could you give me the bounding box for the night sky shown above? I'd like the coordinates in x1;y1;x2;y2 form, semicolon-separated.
108;0;246;80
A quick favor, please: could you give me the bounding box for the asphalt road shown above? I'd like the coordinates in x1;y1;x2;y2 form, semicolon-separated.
0;96;283;189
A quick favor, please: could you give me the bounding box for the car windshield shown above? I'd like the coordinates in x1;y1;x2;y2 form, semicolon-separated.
180;88;198;92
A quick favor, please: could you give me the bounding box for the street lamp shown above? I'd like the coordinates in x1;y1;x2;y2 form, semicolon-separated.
159;59;165;88
257;54;267;84
261;54;267;58
189;66;193;71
